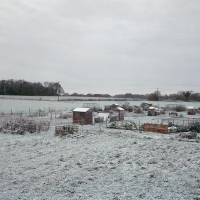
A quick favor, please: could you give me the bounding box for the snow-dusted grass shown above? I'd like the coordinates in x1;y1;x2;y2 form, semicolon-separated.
0;125;200;200
1;98;200;199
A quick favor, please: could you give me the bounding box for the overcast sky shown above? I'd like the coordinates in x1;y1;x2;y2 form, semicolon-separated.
0;0;200;95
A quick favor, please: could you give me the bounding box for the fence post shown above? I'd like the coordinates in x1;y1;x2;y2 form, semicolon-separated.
20;113;22;130
139;119;140;131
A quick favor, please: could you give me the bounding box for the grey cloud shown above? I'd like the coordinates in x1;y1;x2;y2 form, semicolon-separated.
0;0;200;95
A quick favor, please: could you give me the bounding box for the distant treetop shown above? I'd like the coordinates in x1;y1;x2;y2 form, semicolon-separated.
0;79;64;96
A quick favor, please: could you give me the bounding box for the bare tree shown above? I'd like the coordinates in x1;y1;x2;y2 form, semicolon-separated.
182;91;192;101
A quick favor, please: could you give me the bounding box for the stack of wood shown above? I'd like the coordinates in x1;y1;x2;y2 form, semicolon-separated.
144;123;168;134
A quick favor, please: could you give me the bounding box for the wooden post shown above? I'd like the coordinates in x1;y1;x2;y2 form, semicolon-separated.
10;117;12;130
139;119;140;131
20;113;22;129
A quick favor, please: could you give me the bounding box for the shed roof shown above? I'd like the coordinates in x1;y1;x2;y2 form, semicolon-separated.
116;107;124;111
149;107;155;109
73;108;91;112
188;106;194;109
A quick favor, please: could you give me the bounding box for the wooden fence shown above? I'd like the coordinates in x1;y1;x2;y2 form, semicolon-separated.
161;117;200;126
144;123;168;134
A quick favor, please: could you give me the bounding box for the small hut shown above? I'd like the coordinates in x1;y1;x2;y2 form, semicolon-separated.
73;108;93;124
110;104;124;120
148;107;156;116
115;107;125;120
187;107;195;115
104;104;124;121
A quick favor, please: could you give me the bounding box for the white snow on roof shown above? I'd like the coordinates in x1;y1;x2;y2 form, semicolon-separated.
73;108;90;112
188;106;194;109
149;107;155;109
117;107;124;111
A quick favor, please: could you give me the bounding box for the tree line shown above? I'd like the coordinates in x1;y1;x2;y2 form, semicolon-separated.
1;80;199;101
68;91;200;101
65;93;112;98
146;90;200;102
0;80;64;96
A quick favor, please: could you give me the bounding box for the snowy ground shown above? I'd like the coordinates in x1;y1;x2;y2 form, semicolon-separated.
1;98;200;199
0;123;200;200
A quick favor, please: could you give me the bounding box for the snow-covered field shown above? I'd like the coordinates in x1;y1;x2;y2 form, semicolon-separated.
0;126;200;200
1;97;200;114
0;98;200;199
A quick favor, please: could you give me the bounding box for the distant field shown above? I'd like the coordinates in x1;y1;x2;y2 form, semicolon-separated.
0;95;126;101
0;96;200;114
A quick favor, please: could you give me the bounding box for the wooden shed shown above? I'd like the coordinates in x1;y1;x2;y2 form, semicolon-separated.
187;107;195;115
148;107;156;116
115;107;125;121
73;108;93;124
110;104;124;121
103;104;124;121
